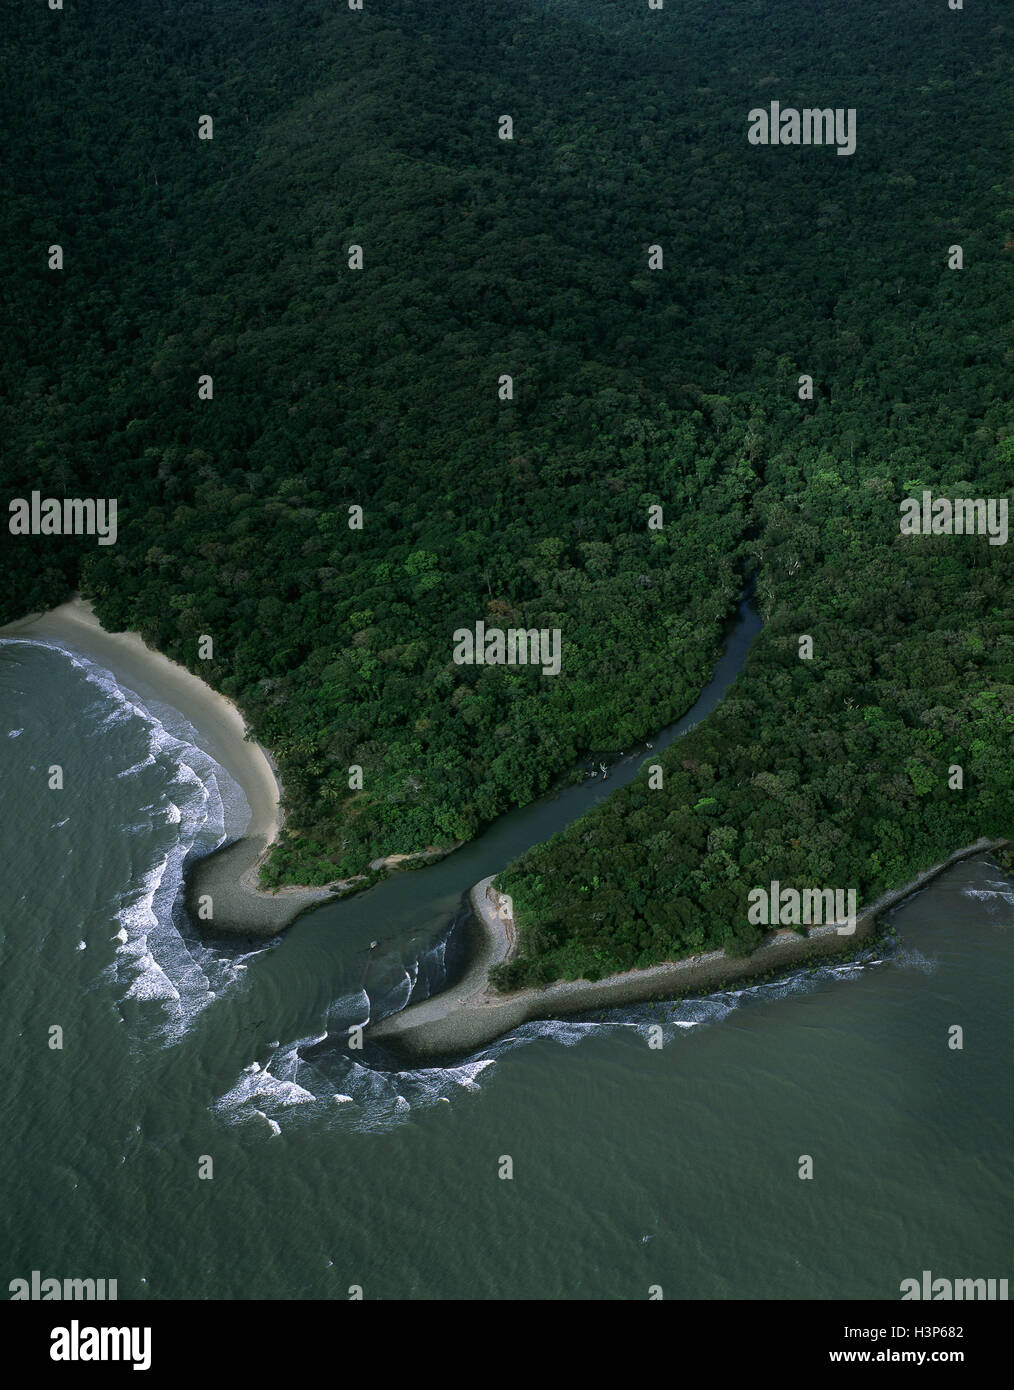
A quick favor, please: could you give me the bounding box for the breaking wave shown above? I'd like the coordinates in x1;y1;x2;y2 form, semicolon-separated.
5;637;270;1045
210;936;894;1135
962;886;1014;913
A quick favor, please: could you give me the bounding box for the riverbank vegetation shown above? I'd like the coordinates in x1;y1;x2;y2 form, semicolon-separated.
3;1;1011;937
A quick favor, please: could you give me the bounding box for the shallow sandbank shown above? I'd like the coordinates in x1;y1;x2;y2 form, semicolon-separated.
369;838;1012;1056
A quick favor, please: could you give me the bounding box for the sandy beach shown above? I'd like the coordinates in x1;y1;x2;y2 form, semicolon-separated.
0;597;335;933
370;837;1013;1055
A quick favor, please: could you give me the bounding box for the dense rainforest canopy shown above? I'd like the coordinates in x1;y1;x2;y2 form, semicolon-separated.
2;1;1011;982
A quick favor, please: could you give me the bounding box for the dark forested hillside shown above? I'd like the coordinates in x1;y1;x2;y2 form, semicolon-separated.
3;1;1011;949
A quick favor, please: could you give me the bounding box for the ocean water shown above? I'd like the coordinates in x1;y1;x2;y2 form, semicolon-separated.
1;625;1011;1300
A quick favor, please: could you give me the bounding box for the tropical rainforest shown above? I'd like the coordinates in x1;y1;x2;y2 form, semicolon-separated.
2;1;1011;983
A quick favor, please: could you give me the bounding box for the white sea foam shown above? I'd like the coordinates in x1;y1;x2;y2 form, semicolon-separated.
212;1005;501;1135
212;1064;317;1119
892;946;938;974
963;888;1014;910
195;860;893;1135
384;969;415;1017
5;636;255;1045
253;1109;282;1137
327;989;370;1026
211;945;887;1136
117;753;156;778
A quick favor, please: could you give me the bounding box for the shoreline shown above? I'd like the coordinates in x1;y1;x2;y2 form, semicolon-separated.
0;596;335;933
369;837;1013;1055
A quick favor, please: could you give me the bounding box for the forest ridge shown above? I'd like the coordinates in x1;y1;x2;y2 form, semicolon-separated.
2;1;1012;985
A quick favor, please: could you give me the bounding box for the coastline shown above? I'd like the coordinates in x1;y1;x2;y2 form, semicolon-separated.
369;837;1013;1055
0;596;335;933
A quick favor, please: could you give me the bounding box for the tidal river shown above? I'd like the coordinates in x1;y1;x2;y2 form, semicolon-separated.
1;599;1011;1300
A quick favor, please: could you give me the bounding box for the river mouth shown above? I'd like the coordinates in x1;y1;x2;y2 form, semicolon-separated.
3;570;1013;1304
359;589;764;1043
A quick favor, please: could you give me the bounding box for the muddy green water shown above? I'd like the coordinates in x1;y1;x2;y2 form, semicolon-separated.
1;606;1011;1299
